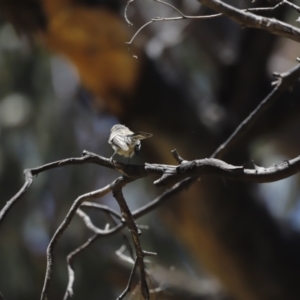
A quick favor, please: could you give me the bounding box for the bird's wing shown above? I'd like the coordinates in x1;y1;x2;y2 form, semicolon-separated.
110;135;129;151
129;132;153;142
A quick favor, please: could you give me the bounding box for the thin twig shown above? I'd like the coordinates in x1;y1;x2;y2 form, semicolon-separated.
0;171;32;224
104;211;135;260
117;258;139;300
171;149;185;163
76;209;111;234
116;245;135;264
126;13;221;45
80;202;122;220
155;0;221;19
247;0;300;14
126;20;154;45
79;203;135;258
124;0;134;26
155;0;187;17
63;234;98;300
126;0;221;45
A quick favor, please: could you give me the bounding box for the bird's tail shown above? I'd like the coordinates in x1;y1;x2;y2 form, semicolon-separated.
129;132;153;142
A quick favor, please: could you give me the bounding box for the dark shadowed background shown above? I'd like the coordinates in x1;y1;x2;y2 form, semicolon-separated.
1;0;300;299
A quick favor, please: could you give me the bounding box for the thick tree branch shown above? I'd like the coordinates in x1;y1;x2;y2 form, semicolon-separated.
146;156;300;186
3;150;300;239
197;0;300;42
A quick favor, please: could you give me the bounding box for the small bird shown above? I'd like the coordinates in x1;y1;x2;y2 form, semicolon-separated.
108;124;153;163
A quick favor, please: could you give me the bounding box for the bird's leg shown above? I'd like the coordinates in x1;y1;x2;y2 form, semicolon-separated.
126;157;130;166
110;152;116;164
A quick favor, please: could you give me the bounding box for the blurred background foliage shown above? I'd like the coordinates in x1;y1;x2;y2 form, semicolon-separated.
1;0;300;299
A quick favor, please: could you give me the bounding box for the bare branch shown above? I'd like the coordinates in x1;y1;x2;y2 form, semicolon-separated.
40;184;112;300
126;20;154;45
75;177;195;240
126;0;221;46
155;0;188;17
133;177;195;219
63;234;98;300
197;0;300;42
126;13;221;45
117;258;139;300
146;156;300;187
80;202;122;220
58;148;300;298
0;151;148;226
126;0;300;46
112;177;149;300
64;184;180;298
212;63;300;159
154;0;221;19
0;170;33;224
248;0;300;14
61;176;137;299
76;209;112;234
64;218;134;300
78;202;135;258
8;152;300;300
171;149;186;164
124;0;134;26
116;245;135;264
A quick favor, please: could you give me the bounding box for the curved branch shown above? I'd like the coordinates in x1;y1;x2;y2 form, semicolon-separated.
0;170;33;223
124;0;134;26
0;151;147;226
80;202;122;218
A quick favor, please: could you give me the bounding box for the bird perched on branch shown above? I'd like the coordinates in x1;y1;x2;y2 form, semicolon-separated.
108;124;152;163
